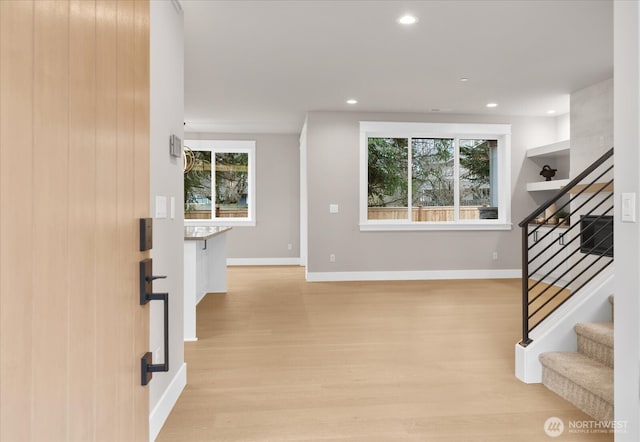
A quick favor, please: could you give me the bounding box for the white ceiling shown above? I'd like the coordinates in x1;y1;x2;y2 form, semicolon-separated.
182;0;613;135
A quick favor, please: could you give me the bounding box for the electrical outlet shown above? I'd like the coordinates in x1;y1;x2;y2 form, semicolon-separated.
492;251;498;260
329;254;336;262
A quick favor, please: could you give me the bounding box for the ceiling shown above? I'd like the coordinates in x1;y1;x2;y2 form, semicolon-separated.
182;0;613;135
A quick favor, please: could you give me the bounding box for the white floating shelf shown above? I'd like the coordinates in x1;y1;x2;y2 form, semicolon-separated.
527;140;570;159
526;179;571;192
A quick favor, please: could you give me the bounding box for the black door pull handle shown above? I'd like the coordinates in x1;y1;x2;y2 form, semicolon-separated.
139;259;170;386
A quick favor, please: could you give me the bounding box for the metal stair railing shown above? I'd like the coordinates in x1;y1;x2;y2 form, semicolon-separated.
518;147;614;347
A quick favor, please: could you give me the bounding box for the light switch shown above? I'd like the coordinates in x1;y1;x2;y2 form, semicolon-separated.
329;204;339;213
155;196;167;219
170;197;175;219
169;134;182;158
622;193;636;223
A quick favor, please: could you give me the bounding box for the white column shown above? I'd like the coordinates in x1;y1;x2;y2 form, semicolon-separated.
614;1;640;439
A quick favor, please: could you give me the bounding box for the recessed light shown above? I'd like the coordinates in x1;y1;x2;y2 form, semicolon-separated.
346;99;358;105
460;77;469;82
486;103;498;108
547;109;556;114
398;15;418;25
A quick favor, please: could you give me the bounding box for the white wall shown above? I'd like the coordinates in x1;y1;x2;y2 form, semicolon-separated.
299;120;308;267
570;78;614;175
304;111;557;277
556;113;570;141
185;132;300;264
566;78;614;292
149;2;185;440
614;1;640;439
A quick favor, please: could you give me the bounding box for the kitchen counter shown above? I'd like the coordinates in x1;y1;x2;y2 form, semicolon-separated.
183;225;232;341
184;225;232;240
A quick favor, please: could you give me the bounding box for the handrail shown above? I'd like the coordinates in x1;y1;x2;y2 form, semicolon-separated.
519;147;614;347
519;148;614;227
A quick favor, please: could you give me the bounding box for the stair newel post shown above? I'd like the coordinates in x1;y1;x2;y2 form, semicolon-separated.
521;225;532;346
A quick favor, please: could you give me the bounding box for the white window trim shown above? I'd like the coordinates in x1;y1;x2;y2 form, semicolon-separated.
359;121;512;231
184;139;256;227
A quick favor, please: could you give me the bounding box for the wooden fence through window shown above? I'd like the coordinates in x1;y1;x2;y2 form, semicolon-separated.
368;206;483;222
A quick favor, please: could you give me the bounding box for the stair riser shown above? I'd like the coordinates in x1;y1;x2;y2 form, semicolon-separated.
542;367;613;422
577;336;614;369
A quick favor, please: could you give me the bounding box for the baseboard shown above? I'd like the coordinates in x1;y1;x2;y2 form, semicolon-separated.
306;269;520;282
149;362;187;442
227;257;301;266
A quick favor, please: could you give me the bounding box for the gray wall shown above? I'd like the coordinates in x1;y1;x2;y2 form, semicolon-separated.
186;132;300;260
150;0;185;426
614;1;640;439
305;111;558;274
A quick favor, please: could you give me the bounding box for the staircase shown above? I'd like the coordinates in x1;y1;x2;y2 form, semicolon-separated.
539;296;614;421
516;147;615;415
519;147;614;346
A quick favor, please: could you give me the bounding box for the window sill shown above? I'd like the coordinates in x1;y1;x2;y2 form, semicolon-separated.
185;219;256;228
359;222;512;232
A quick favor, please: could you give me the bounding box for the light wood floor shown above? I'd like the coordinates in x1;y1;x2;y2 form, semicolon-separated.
528;279;573;331
158;267;612;442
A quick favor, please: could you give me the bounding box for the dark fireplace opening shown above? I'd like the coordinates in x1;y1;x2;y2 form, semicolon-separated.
580;215;613;257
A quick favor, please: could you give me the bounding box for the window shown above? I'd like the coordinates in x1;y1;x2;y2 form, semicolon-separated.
184;139;256;226
360;122;511;230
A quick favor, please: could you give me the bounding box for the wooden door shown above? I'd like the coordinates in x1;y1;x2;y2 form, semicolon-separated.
0;1;150;440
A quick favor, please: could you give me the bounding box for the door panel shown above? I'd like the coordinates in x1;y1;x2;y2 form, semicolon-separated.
133;2;151;441
0;1;150;440
0;1;35;440
95;0;120;439
116;0;137;439
68;0;97;440
32;1;70;440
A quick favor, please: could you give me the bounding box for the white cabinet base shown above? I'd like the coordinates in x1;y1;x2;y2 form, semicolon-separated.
183;230;229;341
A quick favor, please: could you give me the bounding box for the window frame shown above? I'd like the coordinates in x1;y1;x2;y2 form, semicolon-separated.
184;139;256;227
359;122;512;231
